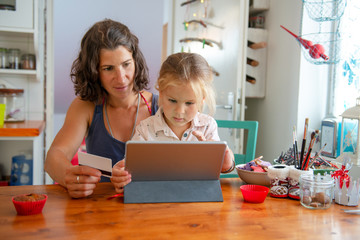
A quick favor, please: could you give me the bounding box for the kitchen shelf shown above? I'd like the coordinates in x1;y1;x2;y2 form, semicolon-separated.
0;69;36;76
246;28;268;98
0;28;34;35
0;0;45;186
0;120;45;137
0;120;45;185
246;0;269;98
0;0;34;30
249;0;270;14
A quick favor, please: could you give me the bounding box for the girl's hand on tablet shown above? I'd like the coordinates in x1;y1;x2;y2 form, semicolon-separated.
192;130;208;141
111;159;132;193
193;130;235;173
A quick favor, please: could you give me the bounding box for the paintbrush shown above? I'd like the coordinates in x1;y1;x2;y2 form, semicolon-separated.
308;143;327;169
318;155;339;169
299;118;309;169
292;126;297;168
294;126;299;169
302;132;316;170
301;132;316;170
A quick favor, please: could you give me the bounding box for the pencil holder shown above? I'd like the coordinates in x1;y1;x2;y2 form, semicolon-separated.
268;165;290;198
288;166;313;200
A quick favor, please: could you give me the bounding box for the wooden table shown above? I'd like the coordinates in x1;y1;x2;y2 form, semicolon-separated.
1;179;359;240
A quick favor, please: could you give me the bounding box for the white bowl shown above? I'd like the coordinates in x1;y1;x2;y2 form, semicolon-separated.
236;164;271;186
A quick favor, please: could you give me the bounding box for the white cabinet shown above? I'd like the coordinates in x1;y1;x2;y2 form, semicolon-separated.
246;28;268;98
245;0;269;98
0;0;34;31
0;0;46;185
0;121;45;185
0;0;45;119
0;0;44;83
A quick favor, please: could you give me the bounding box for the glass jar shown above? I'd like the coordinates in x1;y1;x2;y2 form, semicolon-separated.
7;48;20;69
0;88;25;122
0;48;7;69
21;54;36;70
299;174;334;209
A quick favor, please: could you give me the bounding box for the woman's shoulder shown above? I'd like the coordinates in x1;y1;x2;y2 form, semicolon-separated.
141;90;159;114
141;91;158;101
67;97;96;120
70;97;96;110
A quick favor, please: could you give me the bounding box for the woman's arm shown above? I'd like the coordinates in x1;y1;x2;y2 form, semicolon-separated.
45;98;101;198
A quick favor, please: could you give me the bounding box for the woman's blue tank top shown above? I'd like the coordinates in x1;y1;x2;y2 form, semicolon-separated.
85;94;159;182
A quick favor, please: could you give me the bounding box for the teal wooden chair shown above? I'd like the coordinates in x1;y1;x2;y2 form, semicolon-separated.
216;120;259;178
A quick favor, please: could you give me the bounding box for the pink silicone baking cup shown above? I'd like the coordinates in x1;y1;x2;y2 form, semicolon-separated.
12;194;48;215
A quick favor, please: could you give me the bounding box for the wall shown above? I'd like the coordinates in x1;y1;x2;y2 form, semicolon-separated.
245;0;329;161
52;0;164;135
50;0;330;162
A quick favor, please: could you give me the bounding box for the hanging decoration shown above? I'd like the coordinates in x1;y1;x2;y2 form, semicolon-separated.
280;25;329;61
179;0;217;52
178;0;221;77
179;37;221;49
183;19;207;30
279;0;349;65
302;0;347;22
180;0;199;7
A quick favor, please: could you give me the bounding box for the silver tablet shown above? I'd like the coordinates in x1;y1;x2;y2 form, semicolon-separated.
124;141;227;181
124;141;227;203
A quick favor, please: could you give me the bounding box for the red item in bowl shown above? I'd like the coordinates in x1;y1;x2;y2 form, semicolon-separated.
12;193;48;215
251;166;266;172
240;185;269;203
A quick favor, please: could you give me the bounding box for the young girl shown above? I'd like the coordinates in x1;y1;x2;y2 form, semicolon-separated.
131;52;235;173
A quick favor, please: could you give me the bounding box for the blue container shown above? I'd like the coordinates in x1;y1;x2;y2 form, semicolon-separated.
10;154;33;186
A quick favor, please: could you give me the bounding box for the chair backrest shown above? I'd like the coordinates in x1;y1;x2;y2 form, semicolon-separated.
216;120;259;178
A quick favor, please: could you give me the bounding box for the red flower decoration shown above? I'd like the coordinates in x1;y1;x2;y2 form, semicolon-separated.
331;165;350;188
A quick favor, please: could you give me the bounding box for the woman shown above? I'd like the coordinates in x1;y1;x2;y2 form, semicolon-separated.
45;19;158;198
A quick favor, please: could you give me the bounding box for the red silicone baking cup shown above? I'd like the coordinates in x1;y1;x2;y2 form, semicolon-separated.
12;194;48;215
240;185;269;203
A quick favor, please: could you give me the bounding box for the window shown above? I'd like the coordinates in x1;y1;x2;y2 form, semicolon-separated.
330;0;360;116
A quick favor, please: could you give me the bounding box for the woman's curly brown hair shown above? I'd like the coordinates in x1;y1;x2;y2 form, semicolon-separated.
70;19;149;103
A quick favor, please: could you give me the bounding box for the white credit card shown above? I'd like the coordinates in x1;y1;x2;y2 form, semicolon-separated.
78;151;112;178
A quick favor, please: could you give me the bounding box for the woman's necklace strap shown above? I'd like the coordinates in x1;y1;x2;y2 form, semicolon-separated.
104;93;140;139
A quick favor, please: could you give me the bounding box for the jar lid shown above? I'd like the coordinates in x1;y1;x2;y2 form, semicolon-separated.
300;174;334;185
21;54;36;58
0;88;24;94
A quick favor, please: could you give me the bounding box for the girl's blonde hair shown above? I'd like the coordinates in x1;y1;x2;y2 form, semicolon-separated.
155;52;216;115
